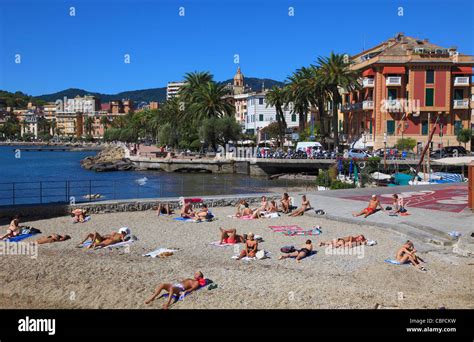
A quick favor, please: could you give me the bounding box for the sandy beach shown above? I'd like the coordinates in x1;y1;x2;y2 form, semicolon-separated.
0;206;472;310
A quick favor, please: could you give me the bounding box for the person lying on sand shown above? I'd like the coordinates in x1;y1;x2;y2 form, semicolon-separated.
219;228;246;244
235;233;258;260
77;227;130;249
144;271;206;309
71;208;87;223
194;204;212;221
157;203;173;215
0;215;21;240
36;234;71;244
396;240;426;271
318;235;367;248
352;195;385;218
280;193;291;213
180;202;194;219
279;239;313;263
235;199;249;217
289;195;311;217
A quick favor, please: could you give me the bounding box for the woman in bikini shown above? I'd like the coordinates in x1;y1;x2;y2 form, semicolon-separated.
289;195;311;217
0;215;21;240
235;199;249;217
395;240;426;271
194;204;212;221
267;200;278;213
71;209;86;223
36;234;71;244
318;235;367;248
219;228;246;244
157;203;173;215
279;239;313;263
235;233;258;260
280;193;290;213
77;227;130;249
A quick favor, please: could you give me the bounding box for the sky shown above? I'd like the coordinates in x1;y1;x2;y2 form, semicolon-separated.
0;0;473;96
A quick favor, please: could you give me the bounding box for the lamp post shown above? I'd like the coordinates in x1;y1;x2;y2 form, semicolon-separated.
383;132;387;170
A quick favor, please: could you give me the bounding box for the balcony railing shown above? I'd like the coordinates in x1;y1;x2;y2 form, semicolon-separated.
453;99;469;109
362;77;374;88
362;100;374;110
454;77;470;86
383;99;402;112
386;76;402;86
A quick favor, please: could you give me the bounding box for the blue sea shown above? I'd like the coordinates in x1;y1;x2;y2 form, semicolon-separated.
0;146;295;206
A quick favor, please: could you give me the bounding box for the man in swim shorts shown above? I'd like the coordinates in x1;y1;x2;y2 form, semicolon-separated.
352;195;385;218
144;271;206;309
279;239;313;263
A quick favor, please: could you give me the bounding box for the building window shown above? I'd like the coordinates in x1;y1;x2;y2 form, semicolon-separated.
454;121;463;135
259;114;264;121
369;120;373;134
421;120;429;135
453;89;464;100
426;70;434;84
387;89;397;100
291;114;296;122
258;98;264;105
387;120;395;135
425;88;434;106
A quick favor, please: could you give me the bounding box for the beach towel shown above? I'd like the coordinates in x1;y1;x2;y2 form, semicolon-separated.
283;227;322;236
159;279;212;301
284;250;317;259
143;248;178;257
4;233;39;242
263;212;280;219
174;213;215;223
232;251;271;261
268;225;303;233
99;239;136;249
72;215;91;223
384;259;409;266
209;241;236;247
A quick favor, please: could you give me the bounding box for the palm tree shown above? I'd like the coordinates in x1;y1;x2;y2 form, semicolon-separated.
100;116;110;132
316;52;360;149
179;71;214;102
265;86;288;148
286;67;313;132
189;82;234;121
307;65;331;141
84;116;94;136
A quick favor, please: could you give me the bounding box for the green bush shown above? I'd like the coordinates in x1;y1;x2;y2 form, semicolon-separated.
395;138;417;151
330;180;356;190
316;170;332;188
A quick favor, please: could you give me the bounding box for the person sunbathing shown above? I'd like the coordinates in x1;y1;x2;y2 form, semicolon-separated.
235;199;249;217
395;240;426;271
235;233;258;260
280;193;291;213
318;235;367;248
36;234;71;244
352;195;385;218
77;227;130;249
194;204;212;221
219;228;246;244
257;196;268;212
0;215;21;240
390;194;406;214
180;202;194;219
157;203;173;215
144;271;206;309
71;208;86;223
267;200;278;213
288;195;311;217
238;203;255;218
279;240;313;262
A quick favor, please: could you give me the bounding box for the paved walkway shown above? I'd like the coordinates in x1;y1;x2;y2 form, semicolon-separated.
295;184;472;246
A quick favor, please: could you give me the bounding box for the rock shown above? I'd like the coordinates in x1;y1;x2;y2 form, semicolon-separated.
452;232;474;257
81;146;135;172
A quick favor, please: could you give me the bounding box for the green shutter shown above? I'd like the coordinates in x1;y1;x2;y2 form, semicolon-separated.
387;120;395;135
422;121;428;135
259;114;263;121
369;120;373;134
425;88;434;106
454;121;463;135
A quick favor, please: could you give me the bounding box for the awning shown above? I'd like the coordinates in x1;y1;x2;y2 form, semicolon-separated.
452;66;473;74
382;66;405;74
362;68;375;77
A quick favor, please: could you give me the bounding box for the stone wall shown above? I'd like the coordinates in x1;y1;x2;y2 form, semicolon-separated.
0;194;280;219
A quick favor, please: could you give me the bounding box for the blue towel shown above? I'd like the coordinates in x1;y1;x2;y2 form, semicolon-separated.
173;217;194;222
5;233;38;242
384;259;409;265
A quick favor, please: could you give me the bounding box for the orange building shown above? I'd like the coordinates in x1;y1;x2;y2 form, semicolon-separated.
341;33;473;151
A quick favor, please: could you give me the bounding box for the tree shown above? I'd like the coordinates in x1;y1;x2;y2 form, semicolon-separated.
265;86;288;148
189;82;234;121
395;137;417;151
260;122;282;140
456;128;472;148
179;71;213;102
286;67;312;132
199;116;241;150
316;52;360;150
84;116;94;136
100;116;110;132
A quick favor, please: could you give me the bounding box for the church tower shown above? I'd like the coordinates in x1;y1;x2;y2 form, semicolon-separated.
233;66;244;94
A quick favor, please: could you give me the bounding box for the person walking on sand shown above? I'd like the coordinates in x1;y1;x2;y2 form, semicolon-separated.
289;195;311;217
144;271;207;309
352;195;385;218
395;240;426;271
235;233;258;260
279;240;313;263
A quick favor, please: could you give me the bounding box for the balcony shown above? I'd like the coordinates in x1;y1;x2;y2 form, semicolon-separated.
383;99;402;112
454;77;470;86
386;76;402;86
453;99;469;109
362;77;374;88
362;100;374;110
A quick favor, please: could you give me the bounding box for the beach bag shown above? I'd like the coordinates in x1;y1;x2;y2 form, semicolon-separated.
399;207;407;213
256;250;266;260
280;246;295;253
